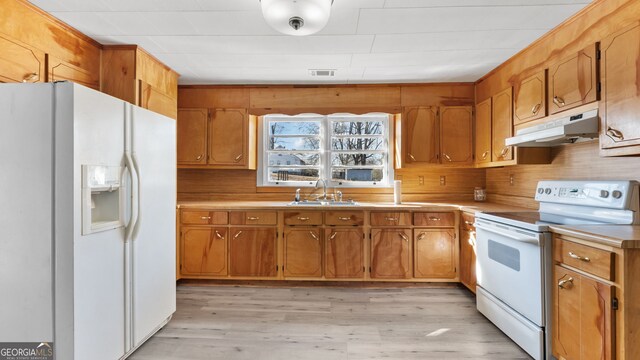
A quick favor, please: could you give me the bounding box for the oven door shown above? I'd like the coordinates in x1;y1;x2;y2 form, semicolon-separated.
475;218;547;326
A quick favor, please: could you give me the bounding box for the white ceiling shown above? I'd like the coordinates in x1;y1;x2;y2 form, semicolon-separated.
29;0;592;85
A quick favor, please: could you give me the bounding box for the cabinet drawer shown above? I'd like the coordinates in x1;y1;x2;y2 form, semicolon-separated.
554;239;614;281
325;211;365;226
461;212;475;231
182;210;228;225
414;212;455;227
284;211;323;226
230;211;277;225
370;211;412;226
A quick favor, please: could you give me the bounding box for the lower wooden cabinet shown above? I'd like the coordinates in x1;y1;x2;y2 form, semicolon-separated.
283;228;323;278
370;229;412;279
459;213;477;292
229;227;277;277
553;265;614;360
181;227;227;276
325;228;364;279
413;229;456;279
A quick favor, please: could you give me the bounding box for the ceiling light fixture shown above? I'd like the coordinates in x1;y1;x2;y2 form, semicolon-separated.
261;0;333;36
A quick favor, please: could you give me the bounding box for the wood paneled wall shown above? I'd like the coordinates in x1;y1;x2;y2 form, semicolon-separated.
0;0;101;80
177;84;483;202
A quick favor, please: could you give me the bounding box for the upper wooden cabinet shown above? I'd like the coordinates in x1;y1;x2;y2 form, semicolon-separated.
47;54;99;90
600;22;640;156
101;45;178;119
177;108;257;169
440;106;473;164
548;43;599;115
514;70;546;125
0;34;44;84
492;87;514;162
475;98;492;165
403;106;439;164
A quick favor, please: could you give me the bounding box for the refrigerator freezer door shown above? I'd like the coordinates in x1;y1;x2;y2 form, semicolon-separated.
130;105;177;347
70;84;127;360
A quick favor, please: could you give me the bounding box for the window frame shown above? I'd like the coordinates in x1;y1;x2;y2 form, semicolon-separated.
257;113;394;188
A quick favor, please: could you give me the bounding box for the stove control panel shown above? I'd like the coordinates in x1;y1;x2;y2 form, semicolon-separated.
535;180;638;209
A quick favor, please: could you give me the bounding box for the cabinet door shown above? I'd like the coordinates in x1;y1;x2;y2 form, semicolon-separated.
181;227;227;276
177;109;208;165
514;70;546;124
229;227;277;277
600;22;640;152
47;55;99;90
370;229;411;279
325;229;364;279
553;265;614;360
404;107;439;164
548;43;598;115
440;106;473;164
0;35;44;83
414;229;456;278
284;228;323;278
139;80;178;119
475;98;492;164
491;87;514;162
209;108;247;166
459;223;476;292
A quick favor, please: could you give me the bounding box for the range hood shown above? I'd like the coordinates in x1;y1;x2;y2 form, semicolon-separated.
505;108;599;147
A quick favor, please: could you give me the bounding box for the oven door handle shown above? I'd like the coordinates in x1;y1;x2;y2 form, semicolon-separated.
475;222;541;245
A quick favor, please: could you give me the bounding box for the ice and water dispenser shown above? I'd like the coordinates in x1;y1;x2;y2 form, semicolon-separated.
81;165;124;235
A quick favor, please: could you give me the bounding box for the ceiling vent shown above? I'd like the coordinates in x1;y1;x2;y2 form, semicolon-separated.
309;69;336;77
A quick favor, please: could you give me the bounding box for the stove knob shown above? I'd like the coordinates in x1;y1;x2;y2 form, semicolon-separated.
612;190;623;199
600;190;610;198
544;188;552;195
537;188;544;194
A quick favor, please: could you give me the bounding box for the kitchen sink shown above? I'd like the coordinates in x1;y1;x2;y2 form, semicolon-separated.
288;200;360;206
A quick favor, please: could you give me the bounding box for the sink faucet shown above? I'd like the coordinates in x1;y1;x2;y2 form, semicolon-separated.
315;179;327;200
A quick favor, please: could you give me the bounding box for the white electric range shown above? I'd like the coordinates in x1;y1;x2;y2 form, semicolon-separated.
474;180;639;360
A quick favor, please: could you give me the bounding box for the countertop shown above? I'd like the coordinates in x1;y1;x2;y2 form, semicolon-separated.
549;225;640;249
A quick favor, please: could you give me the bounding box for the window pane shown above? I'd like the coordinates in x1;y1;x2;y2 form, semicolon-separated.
269;136;320;151
269;121;320;136
331;168;384;182
268;168;320;182
331;138;384;151
331;153;385;166
268;153;320;166
331;121;384;136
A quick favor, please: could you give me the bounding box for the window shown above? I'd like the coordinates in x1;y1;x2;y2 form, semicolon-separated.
258;113;393;187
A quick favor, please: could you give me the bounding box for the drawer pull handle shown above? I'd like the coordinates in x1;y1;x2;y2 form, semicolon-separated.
297;217;310;221
606;127;624;140
443;153;452;162
500;147;509;157
464;221;474;225
22;72;38;82
196;154;204;161
408;153;416;161
329;232;337;240
568;252;590;262
558;276;574;289
338;217;351;221
399;233;409;242
309;231;319;240
385;217;399;222
200;216;212;220
481;151;489;160
553;96;566;106
215;231;224;239
234;154;243;162
428;216;441;221
247;216;260;221
531;103;541;114
233;231;243;239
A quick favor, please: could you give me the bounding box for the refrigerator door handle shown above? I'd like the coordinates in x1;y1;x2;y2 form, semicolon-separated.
124;151;139;243
131;152;142;240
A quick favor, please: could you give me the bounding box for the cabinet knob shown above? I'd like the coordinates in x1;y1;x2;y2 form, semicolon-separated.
481;151;489;160
196;154;203;161
500;147;510;157
233;231;243;239
568;251;590;262
553;96;566;106
428;216;441;221
408;153;416;161
606;127;624;141
337;216;351;221
215;230;224;239
309;231;319;240
297;216;310;221
384;217;399;222
531;103;541;114
558;276;574;289
200;216;212;220
398;233;409;242
234;154;243;162
443;153;452;162
22;72;38;82
417;232;426;241
329;232;337;240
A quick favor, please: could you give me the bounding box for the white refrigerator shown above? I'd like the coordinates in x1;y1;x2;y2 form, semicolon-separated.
0;82;176;359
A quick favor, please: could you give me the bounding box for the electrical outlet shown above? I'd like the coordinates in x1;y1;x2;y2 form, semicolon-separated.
440;176;446;186
509;173;515;186
418;176;424;185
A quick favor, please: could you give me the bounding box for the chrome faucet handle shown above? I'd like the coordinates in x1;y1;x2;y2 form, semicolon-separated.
336;190;343;202
294;188;301;202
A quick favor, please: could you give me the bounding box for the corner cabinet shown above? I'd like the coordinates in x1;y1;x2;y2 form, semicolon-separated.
548;43;599;115
599;22;640;156
492;87;514;162
459;212;476;292
475;98;492;165
177;108;257;169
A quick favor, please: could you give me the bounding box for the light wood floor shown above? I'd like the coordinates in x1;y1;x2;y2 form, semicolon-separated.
129;284;531;360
